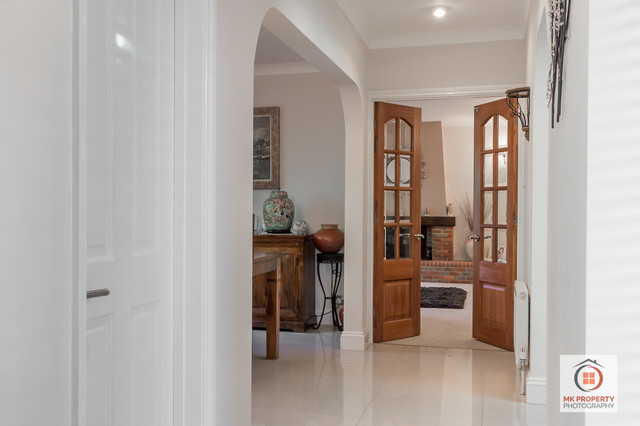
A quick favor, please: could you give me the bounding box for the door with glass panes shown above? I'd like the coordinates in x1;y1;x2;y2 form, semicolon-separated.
373;102;422;343
471;99;517;351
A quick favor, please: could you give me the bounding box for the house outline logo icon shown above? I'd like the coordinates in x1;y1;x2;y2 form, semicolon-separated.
561;355;617;412
573;359;605;392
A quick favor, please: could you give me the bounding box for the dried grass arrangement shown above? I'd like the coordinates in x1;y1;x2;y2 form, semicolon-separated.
459;193;492;232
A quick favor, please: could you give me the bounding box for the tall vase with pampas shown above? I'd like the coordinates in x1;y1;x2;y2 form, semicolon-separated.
459;193;491;261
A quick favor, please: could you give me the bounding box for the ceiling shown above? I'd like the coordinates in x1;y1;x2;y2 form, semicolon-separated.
336;0;531;49
255;1;531;67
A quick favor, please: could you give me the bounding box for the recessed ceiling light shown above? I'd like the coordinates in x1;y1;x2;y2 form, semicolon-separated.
433;7;446;18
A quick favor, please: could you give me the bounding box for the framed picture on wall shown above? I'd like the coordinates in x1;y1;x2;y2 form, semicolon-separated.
253;106;280;189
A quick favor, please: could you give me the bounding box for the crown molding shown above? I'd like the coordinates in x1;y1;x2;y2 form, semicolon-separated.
254;62;318;76
369;27;525;50
369;84;523;102
336;0;375;47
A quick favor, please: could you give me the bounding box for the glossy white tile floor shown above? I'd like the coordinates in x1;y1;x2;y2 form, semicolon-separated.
252;329;543;426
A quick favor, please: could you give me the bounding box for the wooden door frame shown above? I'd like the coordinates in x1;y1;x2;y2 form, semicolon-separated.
366;85;525;344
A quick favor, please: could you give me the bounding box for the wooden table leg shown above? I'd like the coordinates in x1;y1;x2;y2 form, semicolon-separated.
265;256;281;360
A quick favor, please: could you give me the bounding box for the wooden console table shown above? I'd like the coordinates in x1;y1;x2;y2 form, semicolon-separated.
253;251;283;360
253;234;316;332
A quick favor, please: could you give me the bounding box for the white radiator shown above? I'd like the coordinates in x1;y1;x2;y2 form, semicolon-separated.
513;280;529;395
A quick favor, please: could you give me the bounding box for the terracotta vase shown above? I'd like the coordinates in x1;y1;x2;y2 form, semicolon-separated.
313;224;344;254
263;190;294;233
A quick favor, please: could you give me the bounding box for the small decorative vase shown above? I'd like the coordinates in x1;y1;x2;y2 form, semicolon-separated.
263;190;295;233
291;220;309;235
313;224;344;254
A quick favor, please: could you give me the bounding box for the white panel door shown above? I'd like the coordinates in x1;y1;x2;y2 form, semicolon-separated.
80;0;174;424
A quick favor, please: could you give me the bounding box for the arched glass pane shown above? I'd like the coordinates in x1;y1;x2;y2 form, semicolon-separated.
384;119;396;150
399;119;411;151
498;116;508;148
484;117;494;150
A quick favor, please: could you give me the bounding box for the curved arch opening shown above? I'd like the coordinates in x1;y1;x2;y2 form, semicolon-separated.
251;7;365;346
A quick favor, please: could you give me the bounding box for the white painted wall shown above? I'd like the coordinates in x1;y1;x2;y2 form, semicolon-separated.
441;126;475;260
253;71;346;313
368;40;526;91
524;2;640;425
253;73;345;234
586;1;640;425
541;0;589;424
420;122;447;217
0;1;73;424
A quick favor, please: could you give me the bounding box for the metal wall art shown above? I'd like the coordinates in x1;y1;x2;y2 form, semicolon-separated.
548;0;572;128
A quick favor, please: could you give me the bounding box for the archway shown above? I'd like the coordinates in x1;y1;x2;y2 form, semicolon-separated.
212;4;367;423
253;8;368;349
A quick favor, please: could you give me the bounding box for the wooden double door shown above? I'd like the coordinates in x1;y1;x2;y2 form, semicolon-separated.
373;99;518;351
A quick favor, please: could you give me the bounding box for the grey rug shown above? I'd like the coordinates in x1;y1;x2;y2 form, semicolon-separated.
421;287;467;309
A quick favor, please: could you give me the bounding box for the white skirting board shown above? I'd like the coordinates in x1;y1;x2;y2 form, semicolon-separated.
340;330;369;351
526;376;547;405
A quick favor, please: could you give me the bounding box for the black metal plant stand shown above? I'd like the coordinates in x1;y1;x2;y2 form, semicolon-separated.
312;253;344;331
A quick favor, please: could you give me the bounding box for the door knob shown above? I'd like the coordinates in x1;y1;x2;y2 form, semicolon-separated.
469;235;492;241
87;289;110;299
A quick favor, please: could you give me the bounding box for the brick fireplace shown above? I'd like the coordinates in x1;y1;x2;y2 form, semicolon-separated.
421;216;455;261
420;216;473;284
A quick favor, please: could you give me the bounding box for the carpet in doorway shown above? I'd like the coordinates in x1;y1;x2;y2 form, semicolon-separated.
421;287;467;309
